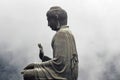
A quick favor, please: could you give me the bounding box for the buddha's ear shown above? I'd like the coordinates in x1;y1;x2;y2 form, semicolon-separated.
55;14;59;18
57;20;61;30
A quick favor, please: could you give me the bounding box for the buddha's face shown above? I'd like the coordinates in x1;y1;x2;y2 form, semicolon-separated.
47;17;59;31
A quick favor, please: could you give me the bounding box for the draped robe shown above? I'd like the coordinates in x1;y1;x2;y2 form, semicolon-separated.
26;26;78;80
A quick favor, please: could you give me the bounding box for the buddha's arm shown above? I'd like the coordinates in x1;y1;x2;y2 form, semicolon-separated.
38;43;51;62
42;55;51;62
23;61;51;70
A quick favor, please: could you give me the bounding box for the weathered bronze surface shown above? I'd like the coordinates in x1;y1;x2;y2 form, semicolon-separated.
21;6;79;80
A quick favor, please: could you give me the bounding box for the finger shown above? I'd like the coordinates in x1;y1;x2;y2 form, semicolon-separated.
38;43;42;48
38;43;41;47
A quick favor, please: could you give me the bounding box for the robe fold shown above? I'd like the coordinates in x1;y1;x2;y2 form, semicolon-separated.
34;26;78;80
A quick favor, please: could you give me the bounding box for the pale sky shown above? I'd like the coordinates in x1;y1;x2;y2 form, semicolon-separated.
0;0;120;80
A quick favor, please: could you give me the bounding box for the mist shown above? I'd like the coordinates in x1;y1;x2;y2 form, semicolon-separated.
0;0;120;80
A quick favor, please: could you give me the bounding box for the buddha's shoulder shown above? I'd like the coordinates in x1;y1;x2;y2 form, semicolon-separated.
58;28;70;34
55;29;73;39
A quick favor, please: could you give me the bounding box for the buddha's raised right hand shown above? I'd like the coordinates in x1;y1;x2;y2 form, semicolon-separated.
38;43;44;60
